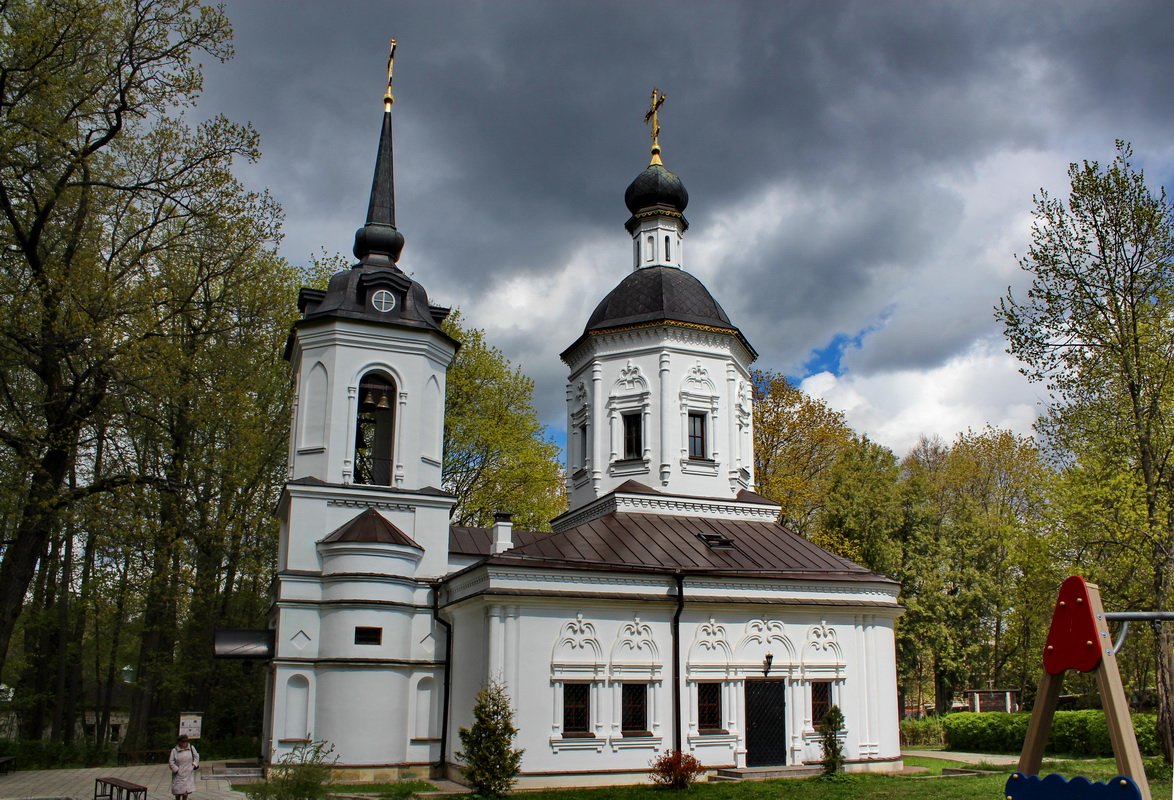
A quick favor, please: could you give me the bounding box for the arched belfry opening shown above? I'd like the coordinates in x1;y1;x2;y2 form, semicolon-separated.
354;372;396;485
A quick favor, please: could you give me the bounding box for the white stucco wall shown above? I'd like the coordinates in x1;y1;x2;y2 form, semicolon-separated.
563;324;755;509
441;573;902;786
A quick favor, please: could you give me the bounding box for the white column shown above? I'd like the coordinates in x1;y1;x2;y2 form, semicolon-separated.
504;605;520;706
564;383;573;487
608;404;618;462
865;615;879;754
394;390;407;486
487;605;505;681
726;363;738;481
342;384;357;483
659;352;671;485
591;362;603;490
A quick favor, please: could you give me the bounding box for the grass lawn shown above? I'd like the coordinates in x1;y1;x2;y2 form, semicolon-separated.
322;757;1172;800
329;780;436;799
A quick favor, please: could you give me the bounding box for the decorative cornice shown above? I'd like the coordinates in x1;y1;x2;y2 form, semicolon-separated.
554;490;778;532
562;322;755;371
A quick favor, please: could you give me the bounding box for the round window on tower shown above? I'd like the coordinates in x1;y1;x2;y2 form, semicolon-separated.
371;289;396;313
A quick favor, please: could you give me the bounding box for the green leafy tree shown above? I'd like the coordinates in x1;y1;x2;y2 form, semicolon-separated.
442;312;565;530
814;435;902;574
752;370;854;535
997;141;1174;760
0;0;248;690
456;679;524;798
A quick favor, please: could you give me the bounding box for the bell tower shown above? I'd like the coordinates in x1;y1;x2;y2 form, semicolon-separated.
266;41;457;772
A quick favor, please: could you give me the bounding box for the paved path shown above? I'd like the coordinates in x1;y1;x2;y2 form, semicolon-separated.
903;749;1020;766
0;762;247;800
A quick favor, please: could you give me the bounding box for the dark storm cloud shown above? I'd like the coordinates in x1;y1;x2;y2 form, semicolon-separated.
200;0;1174;446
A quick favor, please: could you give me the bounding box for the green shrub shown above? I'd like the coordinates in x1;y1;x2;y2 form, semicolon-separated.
1132;713;1159;755
648;749;707;789
940;710;1158;757
0;738;116;768
900;716;946;747
456;679;524;798
244;739;335;800
818;705;846;777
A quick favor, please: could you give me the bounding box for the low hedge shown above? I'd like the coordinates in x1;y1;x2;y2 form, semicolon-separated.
933;711;1159;757
0;738;116;768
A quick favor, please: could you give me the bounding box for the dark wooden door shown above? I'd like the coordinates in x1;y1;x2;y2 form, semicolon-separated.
745;679;787;767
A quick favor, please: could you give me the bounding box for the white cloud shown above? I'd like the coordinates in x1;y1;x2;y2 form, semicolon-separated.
801;337;1044;457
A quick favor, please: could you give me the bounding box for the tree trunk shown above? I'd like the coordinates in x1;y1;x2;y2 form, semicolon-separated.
0;443;74;686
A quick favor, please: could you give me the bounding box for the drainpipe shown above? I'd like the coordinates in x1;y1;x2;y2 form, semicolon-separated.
432;584;454;777
672;573;685;753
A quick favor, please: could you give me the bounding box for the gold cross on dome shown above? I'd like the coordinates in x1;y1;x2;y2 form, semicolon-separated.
643;87;666;165
384;38;397;109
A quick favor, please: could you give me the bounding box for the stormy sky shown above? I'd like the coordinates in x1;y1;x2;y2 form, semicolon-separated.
198;0;1174;458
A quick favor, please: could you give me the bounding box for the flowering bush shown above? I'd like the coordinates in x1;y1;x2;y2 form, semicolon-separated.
649;749;706;789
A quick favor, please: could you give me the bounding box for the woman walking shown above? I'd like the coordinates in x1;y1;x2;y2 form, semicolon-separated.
169;734;200;800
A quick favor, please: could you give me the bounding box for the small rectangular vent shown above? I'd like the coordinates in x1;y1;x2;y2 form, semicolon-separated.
354;626;383;645
698;531;735;549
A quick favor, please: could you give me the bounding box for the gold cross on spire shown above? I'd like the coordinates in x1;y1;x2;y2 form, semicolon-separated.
384;38;397;110
643;87;666;165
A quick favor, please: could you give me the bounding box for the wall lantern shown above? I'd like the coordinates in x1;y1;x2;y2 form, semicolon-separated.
763;652;774;676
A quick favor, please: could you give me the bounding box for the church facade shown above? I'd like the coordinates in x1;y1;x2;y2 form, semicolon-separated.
260;68;902;787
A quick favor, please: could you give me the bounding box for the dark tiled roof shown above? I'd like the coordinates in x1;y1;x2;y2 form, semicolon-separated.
449;526;551;557
585;266;733;332
482;512;890;582
565;267;756;360
321;508;421;548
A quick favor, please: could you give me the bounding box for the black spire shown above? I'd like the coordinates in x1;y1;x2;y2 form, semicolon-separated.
353;107;406;266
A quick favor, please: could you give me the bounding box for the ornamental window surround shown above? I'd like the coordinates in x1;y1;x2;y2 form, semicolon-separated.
679;362;719;474
608;362;651;476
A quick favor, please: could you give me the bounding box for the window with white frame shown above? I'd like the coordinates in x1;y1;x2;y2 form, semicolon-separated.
608;362;650;474
563;683;592;736
687;411;707;460
811;680;832;727
621;683;649;736
697;682;723;732
679;363;719;473
622;412;642;460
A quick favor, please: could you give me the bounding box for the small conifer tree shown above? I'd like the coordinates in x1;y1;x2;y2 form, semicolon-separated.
818;705;846;777
456;679;524;797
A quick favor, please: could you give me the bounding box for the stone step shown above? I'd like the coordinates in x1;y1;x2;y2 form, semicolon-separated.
713;765;823;782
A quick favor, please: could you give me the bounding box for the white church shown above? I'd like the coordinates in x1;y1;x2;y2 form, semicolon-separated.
255;58;904;786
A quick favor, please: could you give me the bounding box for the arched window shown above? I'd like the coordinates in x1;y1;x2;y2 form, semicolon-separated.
354;372;396;485
665;235;671;261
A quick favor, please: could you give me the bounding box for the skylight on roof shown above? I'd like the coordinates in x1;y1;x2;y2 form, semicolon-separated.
698;531;735;549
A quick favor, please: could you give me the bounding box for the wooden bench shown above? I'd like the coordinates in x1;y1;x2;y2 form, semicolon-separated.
94;776;148;800
0;755;14;774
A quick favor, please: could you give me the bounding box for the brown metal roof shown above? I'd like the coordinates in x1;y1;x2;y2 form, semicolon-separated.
449;526;551;556
478;512;891;583
321;508;421;548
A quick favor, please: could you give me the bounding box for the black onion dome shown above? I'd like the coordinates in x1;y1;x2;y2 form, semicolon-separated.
624;163;689;215
563;266;756;360
586;266;731;331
